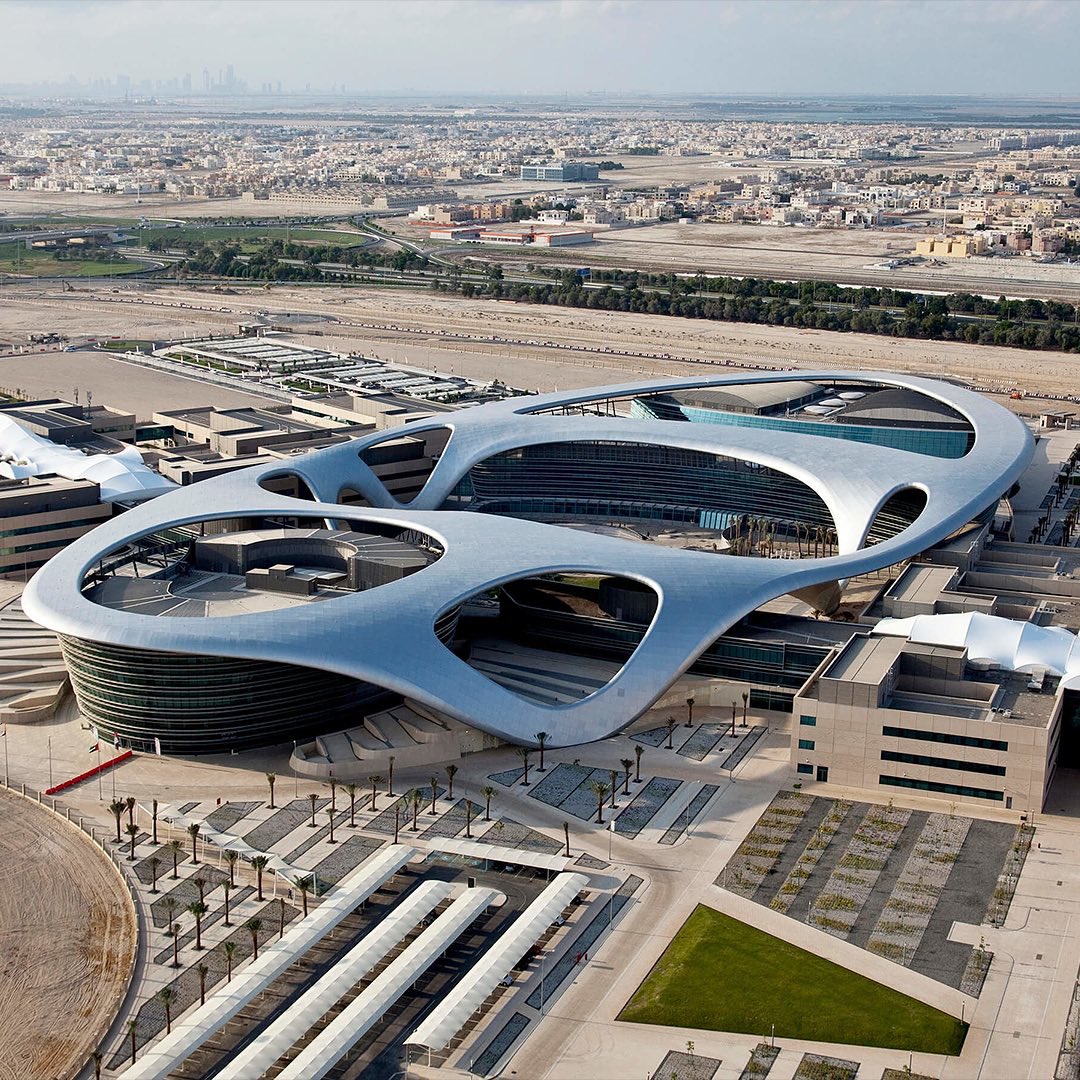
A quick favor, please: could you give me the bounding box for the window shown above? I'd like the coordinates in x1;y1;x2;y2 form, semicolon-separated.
797;763;813;775
798;739;816;751
800;715;817;726
879;775;1004;802
881;750;1005;777
882;725;1008;753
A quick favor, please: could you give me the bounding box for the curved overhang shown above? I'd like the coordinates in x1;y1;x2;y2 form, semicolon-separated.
23;371;1034;746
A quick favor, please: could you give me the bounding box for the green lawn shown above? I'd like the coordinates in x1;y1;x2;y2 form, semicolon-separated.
131;225;366;249
0;247;144;277
619;906;967;1055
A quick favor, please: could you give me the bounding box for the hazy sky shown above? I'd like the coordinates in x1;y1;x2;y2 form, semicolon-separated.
2;0;1079;96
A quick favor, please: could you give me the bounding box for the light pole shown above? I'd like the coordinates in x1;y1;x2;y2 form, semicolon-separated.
48;736;53;789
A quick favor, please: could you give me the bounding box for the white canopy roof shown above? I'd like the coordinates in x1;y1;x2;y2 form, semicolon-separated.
0;413;176;502
120;845;417;1080
278;886;503;1080
217;880;455;1080
427;836;573;873
874;612;1080;689
405;872;588;1052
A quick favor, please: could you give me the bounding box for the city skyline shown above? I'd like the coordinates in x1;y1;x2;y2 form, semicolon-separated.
1;0;1079;97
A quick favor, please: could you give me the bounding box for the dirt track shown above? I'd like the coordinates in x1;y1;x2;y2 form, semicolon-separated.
0;789;135;1080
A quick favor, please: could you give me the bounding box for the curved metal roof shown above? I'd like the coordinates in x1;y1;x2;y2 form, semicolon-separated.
23;371;1034;747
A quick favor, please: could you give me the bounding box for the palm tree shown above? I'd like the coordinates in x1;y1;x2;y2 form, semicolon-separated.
148;856;161;894
742;690;750;727
171;921;182;967
634;744;644;783
329;776;337;811
445;763;458;799
196;962;209;1006
224;849;238;887
588;781;610;826
222;880;233;927
666;717;677;750
158;986;175;1034
429;775;438;814
125;796;137;828
187;822;200;865
464;799;473;839
534;731;550;772
609;769;618;809
517;746;531;786
188;900;208;950
162;896;178;934
307;792;318;827
482;785;496;821
409;788;423;831
326;807;337;844
223;940;238;982
621;758;633;795
345;783;358;827
151;799;159;845
278;896;286;939
91;1049;103;1080
369;775;382;812
250;855;269;902
296;875;314;917
685;695;695;728
393;802;401;844
563;821;571;858
245;917;262;961
266;772;277;809
108;799;125;843
127;1018;138;1064
167;838;183;878
126;822;139;860
387;754;396;797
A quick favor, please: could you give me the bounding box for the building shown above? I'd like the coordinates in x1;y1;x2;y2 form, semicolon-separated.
519;162;600;182
0;475;112;578
25;373;1034;780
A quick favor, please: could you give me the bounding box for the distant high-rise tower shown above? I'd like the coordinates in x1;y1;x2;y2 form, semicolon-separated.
202;68;210;92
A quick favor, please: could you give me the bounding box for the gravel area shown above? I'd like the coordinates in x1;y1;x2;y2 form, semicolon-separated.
152;886;256;963
720;791;815;896
653;1050;721;1080
480;817;564;854
739;1044;781;1080
575;852;609;868
678;723;727;761
616;777;682;839
719;726;767;771
150;866;227;928
243;797;329;850
793;1053;859;1080
769;800;853;915
420;798;484;839
631;725;672;748
659;784;721;845
529;763;594;807
284;808;351;861
204;800;262;832
472;1012;531;1076
134;842;190;885
309;835;383;888
367;788;445;834
489;767;525;786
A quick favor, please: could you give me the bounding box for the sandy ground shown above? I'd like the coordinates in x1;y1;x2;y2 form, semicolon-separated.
0;284;1076;422
0;788;135;1080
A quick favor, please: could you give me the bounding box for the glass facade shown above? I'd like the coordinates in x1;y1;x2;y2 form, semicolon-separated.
59;635;389;755
631;398;972;459
881;725;1009;753
881;749;1006;777
879;775;1004;802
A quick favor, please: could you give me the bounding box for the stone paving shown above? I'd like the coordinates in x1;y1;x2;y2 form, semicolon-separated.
721;792;1026;990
